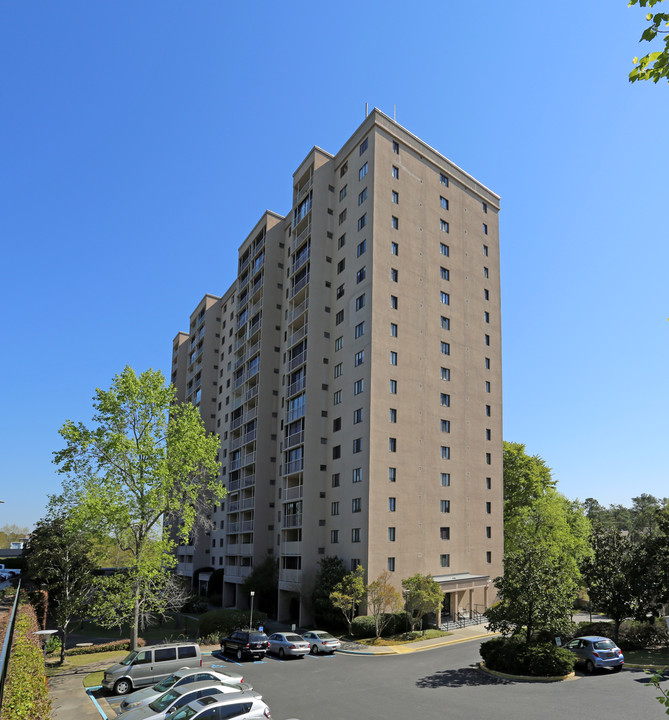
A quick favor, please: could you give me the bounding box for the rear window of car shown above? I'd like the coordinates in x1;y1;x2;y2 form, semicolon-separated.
155;648;177;662
178;646;198;659
285;634;303;642
593;639;616;650
249;633;267;642
220;702;253;719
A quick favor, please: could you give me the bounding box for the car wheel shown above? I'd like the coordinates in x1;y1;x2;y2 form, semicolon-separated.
279;648;285;659
311;645;318;655
236;649;243;661
114;678;131;696
585;660;595;674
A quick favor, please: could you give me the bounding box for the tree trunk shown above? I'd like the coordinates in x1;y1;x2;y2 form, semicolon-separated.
60;627;67;665
132;582;141;650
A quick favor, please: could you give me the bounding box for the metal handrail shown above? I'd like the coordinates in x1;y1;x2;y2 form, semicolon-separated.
0;579;22;711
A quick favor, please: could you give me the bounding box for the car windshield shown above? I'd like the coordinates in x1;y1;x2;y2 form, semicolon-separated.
149;689;180;712
285;635;303;642
153;674;180;692
593;639;616;650
119;651;138;667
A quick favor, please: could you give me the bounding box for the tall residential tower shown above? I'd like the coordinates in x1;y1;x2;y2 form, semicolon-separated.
171;109;503;625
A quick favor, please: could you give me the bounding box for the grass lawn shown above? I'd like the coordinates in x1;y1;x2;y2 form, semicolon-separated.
70;613;201;644
624;647;669;669
354;629;452;646
45;650;126;680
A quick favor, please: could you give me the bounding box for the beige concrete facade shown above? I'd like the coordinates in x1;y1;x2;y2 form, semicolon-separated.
171;109;503;625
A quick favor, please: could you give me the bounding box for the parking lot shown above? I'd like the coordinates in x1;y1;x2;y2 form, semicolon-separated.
89;639;666;720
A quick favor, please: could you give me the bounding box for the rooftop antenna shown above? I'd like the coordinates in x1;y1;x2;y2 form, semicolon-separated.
365;102;368;118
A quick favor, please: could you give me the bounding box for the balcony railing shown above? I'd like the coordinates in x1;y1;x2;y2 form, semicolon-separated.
291;272;310;298
289;299;308;322
283;513;303;529
290;222;311;255
286;376;306;398
287;323;308;348
288;352;306;372
284;485;303;501
291;250;310;275
286;405;305;423
284;430;304;449
284;458;304;475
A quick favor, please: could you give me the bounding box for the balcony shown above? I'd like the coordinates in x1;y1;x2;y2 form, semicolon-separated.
289;299;308;323
288;352;306;372
239;542;254;556
228;478;241;493
241;520;254;532
290;272;310;299
281;541;302;556
176;562;194;577
283;513;302;529
283;458;304;475
284;485;303;501
245;385;259;402
242;451;256;468
291;249;310;276
231;415;243;431
286;376;306;398
240;497;255;510
226;566;253;581
233;374;245;390
290;222;311;255
229;458;241;471
279;568;302;584
284;430;304;449
286;405;305;423
238;274;250;293
295;174;312;199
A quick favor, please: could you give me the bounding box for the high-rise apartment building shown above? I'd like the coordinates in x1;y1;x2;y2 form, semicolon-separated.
171;109;502;625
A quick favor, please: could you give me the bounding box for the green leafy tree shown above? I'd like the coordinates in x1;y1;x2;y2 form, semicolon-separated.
401;573;443;634
330;565;366;636
243;555;278;617
311;556;347;628
366;571;403;639
502;441;555;523
0;523;30;548
629;0;669;84
23;513;96;663
630;493;664;538
51;366;222;649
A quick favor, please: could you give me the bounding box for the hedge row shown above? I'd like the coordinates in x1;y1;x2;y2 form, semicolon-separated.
198;609;268;641
574;620;669;650
0;604;52;720
65;638;146;656
350;613;411;638
480;636;575;677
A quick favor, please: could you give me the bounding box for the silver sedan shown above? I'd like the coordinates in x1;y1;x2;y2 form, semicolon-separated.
301;630;341;654
267;632;309;659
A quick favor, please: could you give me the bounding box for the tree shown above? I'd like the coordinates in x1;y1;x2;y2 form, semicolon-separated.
243;555;278;617
502;441;555;523
330;565;366;636
629;0;669;84
51;366;222;649
0;523;30;548
486;535;578;643
401;574;443;634
311;556;347;628
366;571;403;639
23;514;96;663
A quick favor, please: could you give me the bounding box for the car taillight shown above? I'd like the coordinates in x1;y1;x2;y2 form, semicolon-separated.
263;709;271;719
593;652;600;658
289;644;296;649
245;643;250;648
199;659;203;667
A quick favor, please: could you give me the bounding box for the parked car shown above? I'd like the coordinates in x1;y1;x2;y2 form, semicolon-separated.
119;680;255;720
169;691;271;720
267;632;309;659
119;668;247;713
563;635;624;673
102;642;203;695
301;630;341;655
220;631;269;661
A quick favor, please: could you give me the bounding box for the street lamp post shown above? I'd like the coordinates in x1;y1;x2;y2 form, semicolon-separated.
34;629;58;665
249;591;255;630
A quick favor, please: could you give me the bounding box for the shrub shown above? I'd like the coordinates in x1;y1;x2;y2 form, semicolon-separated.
480;636;527;674
66;638;145;656
1;604;52;720
384;611;410;636
198;609;268;640
45;635;62;656
350;615;376;638
525;643;575;676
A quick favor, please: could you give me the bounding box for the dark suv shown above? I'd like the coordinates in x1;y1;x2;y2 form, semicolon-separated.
220;630;269;661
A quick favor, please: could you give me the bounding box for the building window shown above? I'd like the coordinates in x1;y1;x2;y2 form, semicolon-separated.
441;472;450;486
485;334;490;346
484;266;489;278
333;390;342;405
353;408;363;424
339;185;347;201
358;187;368;205
486;502;492;514
440;267;450;281
338;209;347;225
351;558;360;570
332;473;340;488
441;342;450;355
359;162;368;180
441;500;451;513
352;438;362;454
355;294;365;311
359;137;368;155
486;526;492;538
337;258;345;274
389;467;396;482
440;554;450;568
352;467;362;483
485;381;491;393
355;321;365;338
483;223;488;235
390;323;398;337
391;241;398;256
331;530;339;543
336;283;345;299
486;404;491;417
484;288;489;300
356;267;366;283
333;417;342;432
352;528;361;543
486;551;492;564
388;526;396;541
335;336;343;351
486;477;492;489
335;309;344;325
483;244;489;256
441;446;451;459
392;190;399;204
331;502;339;516
392;141;399;154
440;291;450;305
354;379;364;395
390;351;398;366
441;316;450;330
391;268;398;282
485;357;490;369
390;379;397;394
388;497;396;512
389;408;397;423
389;437;397;452
486;428;492;441
440;196;448;210
486;452;492;465
392;165;399;179
441;393;450;407
440;220;449;233
441;367;451;381
390;295;398;310
440;243;449;257
358;214;367;230
483;202;488;213
340;162;348;177
352;498;362;513
392;216;399;230
388;557;395;571
441;419;450;433
357;239;366;257
354;350;364;366
332;445;341;460
484;311;490;324
440;173;448;186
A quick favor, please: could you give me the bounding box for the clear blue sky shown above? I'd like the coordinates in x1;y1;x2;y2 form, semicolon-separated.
1;1;667;530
